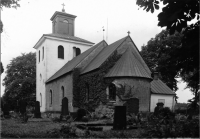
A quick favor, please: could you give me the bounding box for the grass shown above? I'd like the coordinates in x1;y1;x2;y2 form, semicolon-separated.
1;118;145;138
1;118;61;138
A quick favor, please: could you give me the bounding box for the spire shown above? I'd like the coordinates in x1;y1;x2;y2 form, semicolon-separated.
62;3;65;12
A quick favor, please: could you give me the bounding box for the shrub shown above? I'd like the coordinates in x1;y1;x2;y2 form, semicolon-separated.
76;108;87;121
94;105;114;119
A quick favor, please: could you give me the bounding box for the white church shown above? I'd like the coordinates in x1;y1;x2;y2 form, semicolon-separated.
34;8;176;114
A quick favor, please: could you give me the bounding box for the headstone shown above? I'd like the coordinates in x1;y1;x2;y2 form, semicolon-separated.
19;100;27;114
124;98;139;114
2;103;9;116
113;106;127;130
61;97;69;116
34;101;41;118
60;97;69;120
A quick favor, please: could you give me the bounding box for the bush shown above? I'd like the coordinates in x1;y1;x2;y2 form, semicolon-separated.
94;105;114;119
142;108;199;138
76;108;87;121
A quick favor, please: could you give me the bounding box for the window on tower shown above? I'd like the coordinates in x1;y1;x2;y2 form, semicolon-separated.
73;47;81;58
58;45;64;59
63;19;69;23
42;47;44;60
39;50;40;63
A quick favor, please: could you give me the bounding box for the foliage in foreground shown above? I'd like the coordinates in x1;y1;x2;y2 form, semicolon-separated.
142;107;199;138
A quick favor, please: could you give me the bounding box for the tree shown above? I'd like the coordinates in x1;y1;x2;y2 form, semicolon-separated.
137;0;199;101
0;0;20;8
141;30;183;91
2;52;36;110
1;62;4;74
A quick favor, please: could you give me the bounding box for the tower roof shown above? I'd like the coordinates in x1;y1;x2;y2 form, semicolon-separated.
105;46;152;79
50;11;77;21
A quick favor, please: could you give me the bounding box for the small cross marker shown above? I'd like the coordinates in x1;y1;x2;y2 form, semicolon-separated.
127;31;130;36
62;3;65;12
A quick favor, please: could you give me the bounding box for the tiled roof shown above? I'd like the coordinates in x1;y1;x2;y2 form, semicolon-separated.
81;36;128;74
46;40;106;83
105;46;152;79
151;79;175;95
44;33;94;44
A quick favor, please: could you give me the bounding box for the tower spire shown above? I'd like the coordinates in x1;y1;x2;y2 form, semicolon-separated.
62;3;65;12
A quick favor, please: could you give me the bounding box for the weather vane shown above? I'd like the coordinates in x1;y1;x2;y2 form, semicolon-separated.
127;31;130;36
62;3;65;12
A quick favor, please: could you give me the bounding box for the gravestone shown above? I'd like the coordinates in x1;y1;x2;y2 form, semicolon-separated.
60;97;69;120
124;98;139;114
61;97;69;116
19;100;27;114
34;101;41;118
2;103;9;116
113;106;127;130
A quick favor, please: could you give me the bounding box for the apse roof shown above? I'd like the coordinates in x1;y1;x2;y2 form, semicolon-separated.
105;46;152;79
46;40;106;83
81;36;128;74
151;79;175;95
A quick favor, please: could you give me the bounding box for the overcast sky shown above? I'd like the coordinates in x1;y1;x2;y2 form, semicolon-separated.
1;0;193;103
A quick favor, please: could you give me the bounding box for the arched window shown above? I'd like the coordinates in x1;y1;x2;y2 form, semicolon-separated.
73;47;81;58
108;83;116;101
42;47;44;60
39;50;40;63
58;45;64;59
73;47;76;58
40;93;42;107
40;74;42;81
76;48;81;56
63;19;69;23
61;86;64;98
50;90;53;105
85;83;90;101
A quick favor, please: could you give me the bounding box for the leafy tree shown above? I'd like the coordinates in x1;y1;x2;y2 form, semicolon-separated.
2;52;36;110
137;0;199;101
141;30;183;91
0;0;20;8
1;62;4;74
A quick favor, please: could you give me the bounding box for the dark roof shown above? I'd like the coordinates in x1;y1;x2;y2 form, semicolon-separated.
81;36;128;74
50;11;77;21
105;46;152;79
151;79;175;95
44;34;94;44
46;40;106;83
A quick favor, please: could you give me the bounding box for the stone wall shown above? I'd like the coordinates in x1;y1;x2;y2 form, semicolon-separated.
113;78;151;112
46;73;74;112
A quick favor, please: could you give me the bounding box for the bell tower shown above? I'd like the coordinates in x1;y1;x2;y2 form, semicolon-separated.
50;4;76;36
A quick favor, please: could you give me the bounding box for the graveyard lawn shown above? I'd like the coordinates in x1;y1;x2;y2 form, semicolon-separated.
1;119;61;138
1;118;146;138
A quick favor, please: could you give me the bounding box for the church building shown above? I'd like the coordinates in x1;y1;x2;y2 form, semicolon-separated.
34;8;176;114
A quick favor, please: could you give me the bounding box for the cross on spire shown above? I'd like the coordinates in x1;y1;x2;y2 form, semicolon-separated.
62;3;65;12
127;31;130;36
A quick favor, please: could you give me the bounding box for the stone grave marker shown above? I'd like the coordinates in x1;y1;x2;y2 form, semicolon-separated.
34;101;41;118
60;97;69;120
113;106;127;130
124;98;139;114
19;99;27;114
2;103;9;117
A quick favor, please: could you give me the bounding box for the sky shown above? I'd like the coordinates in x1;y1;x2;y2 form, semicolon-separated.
1;0;193;103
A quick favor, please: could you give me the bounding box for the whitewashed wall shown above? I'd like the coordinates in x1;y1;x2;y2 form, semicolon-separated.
150;94;176;112
36;37;93;112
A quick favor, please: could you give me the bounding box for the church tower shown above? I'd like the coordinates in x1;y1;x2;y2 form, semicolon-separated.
34;6;94;112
